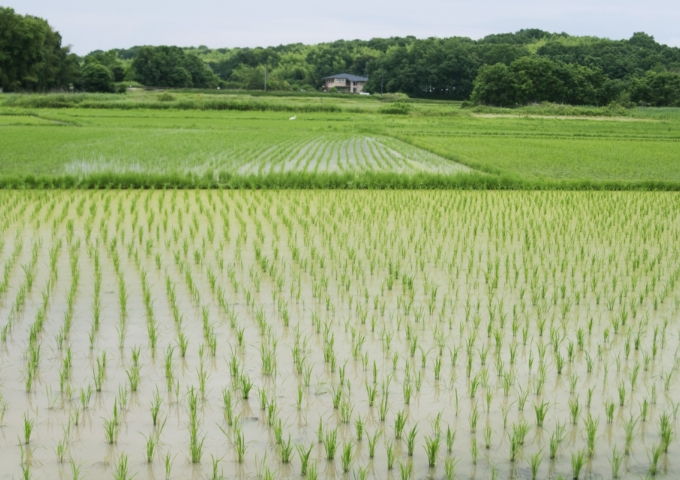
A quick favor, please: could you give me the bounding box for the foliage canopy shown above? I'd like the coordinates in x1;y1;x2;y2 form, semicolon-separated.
0;7;79;92
1;7;679;106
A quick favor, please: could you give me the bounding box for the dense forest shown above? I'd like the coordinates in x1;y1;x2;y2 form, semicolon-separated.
2;6;680;106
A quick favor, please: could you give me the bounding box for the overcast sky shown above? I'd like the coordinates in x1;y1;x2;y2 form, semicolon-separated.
9;0;680;55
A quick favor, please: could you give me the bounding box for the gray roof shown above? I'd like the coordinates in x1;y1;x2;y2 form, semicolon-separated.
323;73;368;82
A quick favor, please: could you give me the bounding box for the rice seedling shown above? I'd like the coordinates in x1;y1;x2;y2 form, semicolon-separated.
394;410;407;439
534;401;549;427
354;416;364;441
55;428;69;463
513;420;530;446
117;386;129;411
354;465;369;480
647;443;664;476
70;460;84;480
240;372;254;399
571;450;586;480
508;430;520;463
406;424;418;456
549;422;565;460
399;461;413;480
296;385;303;410
442;425;455;454
324;428;338;460
341;441;354;472
605;400;615;423
365;382;377;407
188;414;205;463
582;414;599;458
658;411;673;452
340;398;353;423
569;397;580;425
112;454;133;480
23;415;34;445
529;450;543;480
378;392;389;422
424;434;440;467
296;443;313;476
571;449;586;479
143;433;158;463
367;429;382;458
469;404;479;432
103;414;119;444
280;434;293;463
234;424;247;463
618;381;626;406
609;445;623;479
79;385;92;410
443;457;458;480
163;452;174;479
386;439;395;469
484;424;492;449
306;462;318;480
126;364;141;392
177;332;189;357
209;455;224;480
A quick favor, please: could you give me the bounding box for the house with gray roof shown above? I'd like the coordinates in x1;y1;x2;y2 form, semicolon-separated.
323;73;369;93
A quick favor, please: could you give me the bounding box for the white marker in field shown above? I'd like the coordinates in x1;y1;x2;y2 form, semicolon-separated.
289;116;296;120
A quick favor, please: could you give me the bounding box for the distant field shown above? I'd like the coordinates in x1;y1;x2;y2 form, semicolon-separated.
406;135;680;182
232;135;469;176
1;92;680;188
0;120;468;177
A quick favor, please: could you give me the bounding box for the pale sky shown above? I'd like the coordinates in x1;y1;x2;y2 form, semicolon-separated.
9;0;680;55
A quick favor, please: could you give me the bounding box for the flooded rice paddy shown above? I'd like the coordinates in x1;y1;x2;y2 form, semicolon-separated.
0;190;679;479
60;134;469;178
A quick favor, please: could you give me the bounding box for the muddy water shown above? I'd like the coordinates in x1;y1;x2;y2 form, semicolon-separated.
0;190;679;479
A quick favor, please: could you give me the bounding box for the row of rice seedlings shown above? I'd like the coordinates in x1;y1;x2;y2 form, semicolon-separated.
228;134;465;176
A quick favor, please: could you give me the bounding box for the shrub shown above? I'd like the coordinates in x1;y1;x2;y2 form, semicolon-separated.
81;63;114;93
379;101;412;115
157;92;176;102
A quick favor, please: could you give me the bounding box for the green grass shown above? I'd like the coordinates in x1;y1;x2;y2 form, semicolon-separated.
465;102;634;117
2;91;680;189
407;134;680;182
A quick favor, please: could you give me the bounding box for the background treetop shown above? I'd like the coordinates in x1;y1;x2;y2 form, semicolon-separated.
1;6;678;106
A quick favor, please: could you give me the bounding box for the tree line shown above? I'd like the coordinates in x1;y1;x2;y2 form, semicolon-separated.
2;7;679;107
0;8;219;93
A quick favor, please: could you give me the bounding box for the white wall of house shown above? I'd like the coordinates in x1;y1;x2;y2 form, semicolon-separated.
324;78;366;93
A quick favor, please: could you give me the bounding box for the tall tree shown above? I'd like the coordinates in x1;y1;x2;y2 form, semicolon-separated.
631;71;680;106
80;62;114;92
471;57;616;106
0;7;79;91
131;46;218;88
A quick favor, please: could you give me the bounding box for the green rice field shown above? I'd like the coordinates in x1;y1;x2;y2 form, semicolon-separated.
0;190;679;479
2;92;680;479
1;92;679;188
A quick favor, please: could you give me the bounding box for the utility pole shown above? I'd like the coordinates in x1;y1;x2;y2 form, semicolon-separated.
381;74;383;96
264;64;267;92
